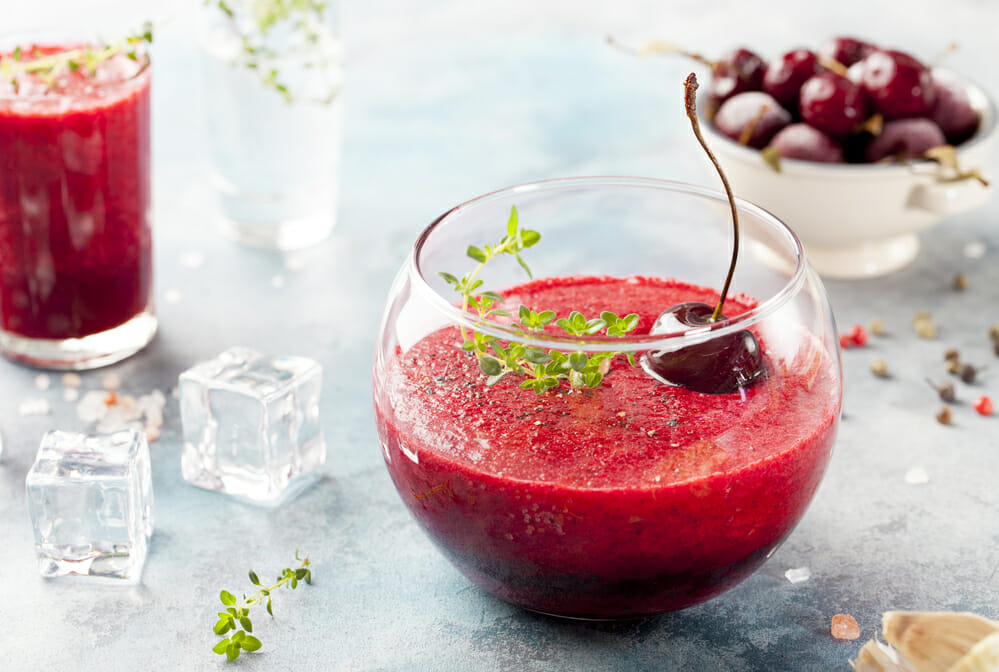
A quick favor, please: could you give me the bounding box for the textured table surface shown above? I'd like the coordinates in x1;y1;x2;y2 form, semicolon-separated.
2;1;998;670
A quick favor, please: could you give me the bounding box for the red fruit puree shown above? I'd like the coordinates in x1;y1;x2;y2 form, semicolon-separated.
0;47;151;340
375;276;840;619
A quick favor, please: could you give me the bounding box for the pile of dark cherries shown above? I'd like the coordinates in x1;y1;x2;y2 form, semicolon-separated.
708;37;981;163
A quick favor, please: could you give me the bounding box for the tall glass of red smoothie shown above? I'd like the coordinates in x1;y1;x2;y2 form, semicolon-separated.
373;177;842;619
0;35;154;369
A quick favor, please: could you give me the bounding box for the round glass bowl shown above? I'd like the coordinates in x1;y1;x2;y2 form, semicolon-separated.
372;177;843;619
701;69;997;279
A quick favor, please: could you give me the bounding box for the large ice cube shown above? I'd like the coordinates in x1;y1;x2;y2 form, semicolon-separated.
179;347;325;503
26;429;154;582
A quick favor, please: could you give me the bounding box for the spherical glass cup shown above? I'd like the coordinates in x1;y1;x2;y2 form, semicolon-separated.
372;177;842;619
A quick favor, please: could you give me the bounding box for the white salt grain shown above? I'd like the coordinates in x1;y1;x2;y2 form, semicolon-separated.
62;388;80;403
904;467;930;485
18;398;51;416
964;242;986;259
77;390;112;422
785;567;812;584
284;256;307;272
180;250;205;268
61;373;83;387
34;374;51;391
101;373;122;390
164;289;183;304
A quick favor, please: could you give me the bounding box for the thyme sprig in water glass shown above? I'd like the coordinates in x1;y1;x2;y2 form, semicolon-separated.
211;552;313;662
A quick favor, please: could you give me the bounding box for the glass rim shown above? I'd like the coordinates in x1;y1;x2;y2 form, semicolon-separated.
0;32;151;102
409;176;808;353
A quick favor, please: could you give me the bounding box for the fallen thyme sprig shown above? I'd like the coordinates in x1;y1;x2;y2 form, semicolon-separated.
211;551;313;662
440;207;639;393
0;23;152;92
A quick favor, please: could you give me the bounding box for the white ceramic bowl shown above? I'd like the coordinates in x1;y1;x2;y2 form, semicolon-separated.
701;70;998;278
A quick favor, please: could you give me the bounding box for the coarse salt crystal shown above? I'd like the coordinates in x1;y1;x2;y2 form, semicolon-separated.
18;398;51;416
164;289;182;304
904;467;930;485
284;256;307;272
61;373;83;387
964;241;986;259
831;614;861;640
34;374;51;391
785;567;811;584
101;373;122;390
62;388;80;403
180;250;205;268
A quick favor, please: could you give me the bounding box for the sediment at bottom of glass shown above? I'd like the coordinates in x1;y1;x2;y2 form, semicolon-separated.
0;310;157;370
35;540;147;582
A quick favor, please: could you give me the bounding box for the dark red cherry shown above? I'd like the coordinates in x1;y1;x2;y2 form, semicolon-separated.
799;72;869;138
768;123;844;162
930;71;980;145
859;49;935;118
641;302;765;394
763;48;820;109
708;47;767;109
818;36;877;67
864;117;946;162
713;91;791;148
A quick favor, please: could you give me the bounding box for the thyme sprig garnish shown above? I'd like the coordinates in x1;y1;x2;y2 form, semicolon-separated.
211;0;338;103
0;23;152;92
211;551;313;662
440;207;639;393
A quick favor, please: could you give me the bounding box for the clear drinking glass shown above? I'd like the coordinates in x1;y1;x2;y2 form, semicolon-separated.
0;35;154;369
198;1;343;250
372;177;843;619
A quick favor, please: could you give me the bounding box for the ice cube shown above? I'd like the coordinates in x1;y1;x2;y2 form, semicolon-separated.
179;346;325;503
25;429;154;582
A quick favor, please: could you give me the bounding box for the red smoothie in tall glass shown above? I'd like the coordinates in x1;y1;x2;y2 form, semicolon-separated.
375;275;839;619
0;46;151;341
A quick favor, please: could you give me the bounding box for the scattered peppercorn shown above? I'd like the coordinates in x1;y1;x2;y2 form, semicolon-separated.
936;406;953;425
952;273;969;290
988;324;999;341
944;348;960;363
973;395;994;416
947;359;962;375
959;364;978;384
849;324;868;347
927;379;956;403
913;316;936;339
869;359;889;378
994;340;999;357
869;318;886;337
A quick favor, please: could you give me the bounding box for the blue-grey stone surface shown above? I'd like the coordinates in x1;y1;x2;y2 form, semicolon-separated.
1;1;998;670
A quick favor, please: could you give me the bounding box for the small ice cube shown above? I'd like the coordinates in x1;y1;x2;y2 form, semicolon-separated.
785;567;811;584
34;374;51;391
179;347;325;503
25;429;154;581
18;398;51;416
904;467;930;485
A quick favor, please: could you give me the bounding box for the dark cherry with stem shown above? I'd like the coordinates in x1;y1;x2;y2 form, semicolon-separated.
641;73;766;395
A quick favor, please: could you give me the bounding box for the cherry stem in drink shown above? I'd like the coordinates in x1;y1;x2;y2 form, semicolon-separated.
684;72;738;322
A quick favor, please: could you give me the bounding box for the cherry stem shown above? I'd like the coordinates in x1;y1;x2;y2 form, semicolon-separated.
684;72;738;322
605;36;720;69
